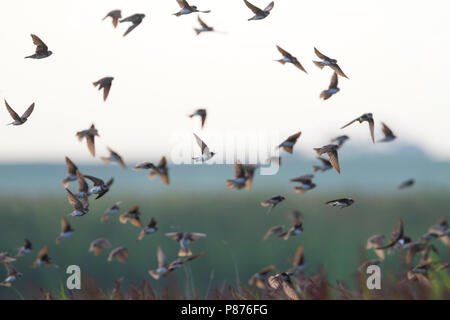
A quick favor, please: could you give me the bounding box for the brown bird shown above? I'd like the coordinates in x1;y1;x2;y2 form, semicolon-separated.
330;135;350;149
260;195;285;212
138;217;158;241
325;198;354;209
32;245;52;268
248;265;276;289
268;272;300;300
108;247;129;263
93;77;114;101
226;162;249;190
16;239;32;258
290;174;316;194
119;205;143;228
194;16;214;35
243;164;258;190
119;14;145;36
89;238;112;256
84;175;113;200
148;247;169;279
65;188;89;217
103;10;122;28
165;232;206;257
275;45;307;73
62;157;78;187
101;147;126;168
379;122;396;142
313;47;348;78
262;225;285;241
278;131;302;154
76;124;99;157
341;113;375;144
288;245;306;273
319;72;340;100
101;201;122;222
4;100;34;126
56;217;75;244
25;34;52;59
149;156;170;185
312;157;332;173
244;0;274;21
189;108;207;128
0;263;23;287
313;144;340;173
174;0;211;16
279;213;304;240
366;234;385;260
376;219;404;250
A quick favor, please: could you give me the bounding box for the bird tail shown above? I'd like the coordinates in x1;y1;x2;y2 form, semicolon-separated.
275;59;286;64
194;28;201;35
92;81;99;88
260;201;269;207
226;180;235;190
313;148;322;155
101;157;110;164
313;61;325;69
179;248;192;257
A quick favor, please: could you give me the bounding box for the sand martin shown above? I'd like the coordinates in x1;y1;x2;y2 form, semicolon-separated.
268;272;300;300
56;217;75;244
138;217;158;241
0;263;23;287
173;0;210;16
330;135;350;148
189;108;207;128
32;245;52;268
243;164;258;190
25;34;52;59
248;265;276;289
193;133;216;162
75;170;89;199
313;47;348;78
4;100;34;126
275;45;307;73
62;157;78;187
226;162;249;190
320;72;340;100
103;10;122;28
101;201;122;222
376;219;404;250
194;16;214;35
0;252;16;264
120;14;145;37
262;225;285;241
379;122;396;142
313;144;340;173
148;247;169;279
341;113;375;144
261;195;285;212
398;179;415;190
83;175;113;199
93;77;114;102
108;246;129;263
101;147;126;168
89;238;112;256
290;174;316;194
165;232;206;257
325;198;354;209
149;156;170;185
244;0;274;21
165;252;205;275
366;234;385;260
16;239;32;258
76;124;99;157
278;131;301;154
119;205;143;228
65;188;89;216
280;214;304;240
312;157;332;173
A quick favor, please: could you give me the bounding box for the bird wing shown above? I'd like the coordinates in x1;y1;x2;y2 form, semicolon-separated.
31;34;48;54
83;175;104;186
341;117;358;129
4;262;17;276
76;171;88;193
276;45;292;59
197;16;209;28
189;233;207;241
314;47;331;61
326;150;340;173
381;122;394;138
37;245;49;259
330;64;348;79
259;265;276;275
157;247;168;269
368;119;375;143
158;156;167;169
61;217;71;232
177;0;190;9
329;72;339;89
4;100;21;121
193;133;209;154
244;0;264;15
293;246;304;267
235;162;246;179
85;135;96;157
65;188;84;211
166;232;183;241
264;1;275;12
282;280;300;300
21;103;35;119
65;157;78;175
317;157;331;166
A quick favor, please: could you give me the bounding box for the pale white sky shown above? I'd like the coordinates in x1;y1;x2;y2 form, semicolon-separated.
0;0;449;163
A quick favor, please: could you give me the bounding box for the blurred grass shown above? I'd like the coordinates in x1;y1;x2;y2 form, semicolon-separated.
0;190;449;299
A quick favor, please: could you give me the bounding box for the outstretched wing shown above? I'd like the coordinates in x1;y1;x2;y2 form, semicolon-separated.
31;34;48;54
264;1;275;12
329;72;338;89
4;100;21;121
314;47;331;61
21;103;35;119
197;16;209;28
193;133;209;154
244;0;264;15
276;45;292;59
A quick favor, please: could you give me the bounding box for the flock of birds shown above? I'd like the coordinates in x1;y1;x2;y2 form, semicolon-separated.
0;0;449;300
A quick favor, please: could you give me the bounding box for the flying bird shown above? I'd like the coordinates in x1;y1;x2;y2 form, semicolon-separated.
366;234;385;260
119;205;143;228
164;252;205;275
101;201;122;222
138;217;158;241
4;100;34;126
103;10;122;28
261;195;285;212
262;225;285;241
312;157;332;173
62;157;78;187
148;247;169;280
341;113;375;144
173;0;210;16
16;239;32;258
32;245;52;268
65;188;89;216
193;133;216;162
313;47;348;78
75;170;89;199
119;14;145;37
275;45;307;73
149;156;170;185
330;135;350;148
89;238;112;256
248;265;276;289
313;144;340;173
290;174;316;194
226;162;249;190
325;198;354;209
320;72;340;100
0;263;23;287
83;175;113;200
25;34;52;59
56;217;75;244
189;108;207;128
376;219;404;250
268;272;300;300
398;179;415;190
243;164;258;190
279;214;304;240
108;247;129;263
93;77;114;102
165;232;206;256
101;147;126;168
379;122;396;142
278;131;301;154
244;0;274;21
76;124;100;157
0;252;16;264
194;16;214;35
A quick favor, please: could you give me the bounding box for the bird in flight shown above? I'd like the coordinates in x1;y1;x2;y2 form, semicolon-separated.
268;271;300;300
193;133;216;162
119;205;143;228
25;34;52;59
275;45;307;74
248;265;276;289
101;201;122;222
101;147;126;169
0;252;16;264
313;144;340;173
89;238;112;256
288;245;306;274
4;100;34;126
290;174;316;194
108;247;129;263
278;131;302;154
138;217;158;241
56;217;75;244
103;10;122;28
194;16;214;35
65;188;89;217
341;113;375;144
189;108;207;128
93;77;114;102
313;47;348;79
62;157;78;188
325;198;354;209
262;225;285;241
149;156;170;185
173;0;210;16
279;211;304;240
83;175;113;200
16;239;32;258
165;232;207;257
32;245;53;268
75;170;89;199
120;14;145;37
330;135;350;149
244;0;274;21
226;162;249;190
0;263;23;287
366;234;386;260
375;219;405;250
76;124;100;157
261;195;285;213
320;72;340;100
312;157;332;173
379;122;397;142
398;179;415;190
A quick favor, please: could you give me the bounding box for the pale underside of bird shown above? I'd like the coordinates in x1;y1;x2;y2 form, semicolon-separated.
312;156;332;173
244;0;274;21
275;45;307;74
25;34;52;59
101;201;122;222
4;100;35;126
192;133;216;162
0;263;23;287
138;217;158;241
290;174;316;194
174;0;210;16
